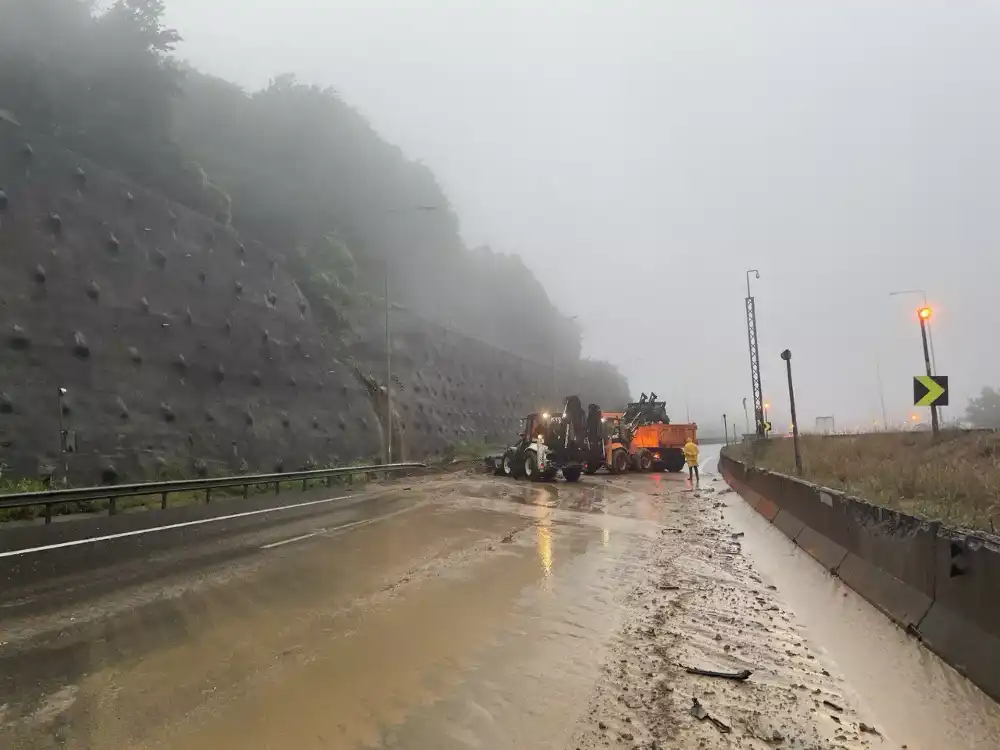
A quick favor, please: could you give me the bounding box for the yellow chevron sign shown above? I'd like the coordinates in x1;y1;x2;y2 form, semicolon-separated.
913;375;948;407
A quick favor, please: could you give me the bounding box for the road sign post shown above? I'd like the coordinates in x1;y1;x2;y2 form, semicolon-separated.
781;349;802;475
916;307;940;435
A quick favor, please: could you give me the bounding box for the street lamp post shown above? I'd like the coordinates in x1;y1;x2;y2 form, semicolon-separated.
742;397;749;437
723;413;728;445
379;205;440;465
384;263;392;464
917;306;940;436
890;290;938;385
57;387;67;483
552;315;580;402
781;350;802;474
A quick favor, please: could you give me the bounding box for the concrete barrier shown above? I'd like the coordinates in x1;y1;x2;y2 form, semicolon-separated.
919;530;1000;701
719;450;1000;703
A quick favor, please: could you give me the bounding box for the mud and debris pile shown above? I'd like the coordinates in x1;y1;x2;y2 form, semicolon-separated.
572;477;882;750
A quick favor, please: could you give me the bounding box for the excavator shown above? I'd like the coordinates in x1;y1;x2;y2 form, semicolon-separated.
588;392;696;474
491;396;605;481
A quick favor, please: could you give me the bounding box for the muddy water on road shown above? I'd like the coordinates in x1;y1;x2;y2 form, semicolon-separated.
4;456;1000;750
1;474;671;749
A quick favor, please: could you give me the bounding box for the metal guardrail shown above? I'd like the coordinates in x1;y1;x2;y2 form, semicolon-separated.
0;462;426;524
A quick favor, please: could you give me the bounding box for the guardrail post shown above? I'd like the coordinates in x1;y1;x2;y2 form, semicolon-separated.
274;481;280;495
301;478;307;492
243;484;248;499
205;487;212;504
108;496;117;516
161;492;168;510
325;476;331;488
44;503;53;525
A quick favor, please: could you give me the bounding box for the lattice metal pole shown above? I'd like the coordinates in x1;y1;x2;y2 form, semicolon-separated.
745;270;764;436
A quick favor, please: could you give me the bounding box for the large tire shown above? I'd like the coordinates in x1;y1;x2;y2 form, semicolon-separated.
635;449;653;472
610;448;629;474
664;450;686;473
584;463;600;475
502;450;516;477
523;450;539;481
563;467;582;482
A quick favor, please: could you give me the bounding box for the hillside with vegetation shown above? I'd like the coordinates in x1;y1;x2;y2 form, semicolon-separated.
0;0;599;370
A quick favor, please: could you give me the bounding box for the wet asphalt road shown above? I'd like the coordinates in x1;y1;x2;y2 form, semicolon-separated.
2;447;999;749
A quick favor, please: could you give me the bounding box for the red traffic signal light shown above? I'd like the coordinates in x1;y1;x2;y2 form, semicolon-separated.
918;306;932;321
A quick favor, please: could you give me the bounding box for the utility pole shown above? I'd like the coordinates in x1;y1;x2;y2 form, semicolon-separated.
742;397;749;437
917;306;939;435
745;270;764;435
781;349;803;475
723;413;728;445
875;355;888;429
385;264;392;463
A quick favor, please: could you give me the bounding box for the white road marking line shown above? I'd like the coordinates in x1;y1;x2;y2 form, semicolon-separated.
260;530;325;550
0;494;358;559
259;508;416;550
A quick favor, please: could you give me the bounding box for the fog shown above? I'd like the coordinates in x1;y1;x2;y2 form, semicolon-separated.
166;0;1000;432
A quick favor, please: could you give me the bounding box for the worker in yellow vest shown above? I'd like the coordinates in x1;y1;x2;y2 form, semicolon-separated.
683;437;700;484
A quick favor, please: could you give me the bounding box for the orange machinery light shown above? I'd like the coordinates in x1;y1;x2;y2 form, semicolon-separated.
918;306;932;321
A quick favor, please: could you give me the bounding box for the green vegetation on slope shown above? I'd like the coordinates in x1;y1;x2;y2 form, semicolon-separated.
730;432;1000;534
0;0;602;373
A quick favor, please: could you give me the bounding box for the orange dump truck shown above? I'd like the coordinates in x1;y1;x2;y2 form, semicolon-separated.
590;405;697;474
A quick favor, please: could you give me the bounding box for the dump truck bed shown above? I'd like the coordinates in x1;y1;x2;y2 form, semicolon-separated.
631;423;697;450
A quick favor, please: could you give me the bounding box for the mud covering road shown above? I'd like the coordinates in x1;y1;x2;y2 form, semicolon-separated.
2;447;999;748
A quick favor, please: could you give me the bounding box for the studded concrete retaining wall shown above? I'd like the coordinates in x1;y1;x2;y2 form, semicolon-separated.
720;451;1000;703
0;127;628;484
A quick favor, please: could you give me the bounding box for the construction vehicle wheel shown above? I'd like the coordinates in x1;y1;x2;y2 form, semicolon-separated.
611;449;629;474
502;450;516;477
635;449;652;472
584;464;599;475
523;450;539;480
541;470;558;481
664;451;686;473
563;467;582;482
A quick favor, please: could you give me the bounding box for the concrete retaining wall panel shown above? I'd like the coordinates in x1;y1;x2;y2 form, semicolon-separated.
794;526;848;572
837;552;933;629
927;531;1000;648
918;600;1000;703
841;500;938;599
772;509;806;541
754;495;780;521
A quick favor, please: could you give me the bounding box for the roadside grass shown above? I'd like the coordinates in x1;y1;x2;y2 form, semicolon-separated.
728;431;1000;534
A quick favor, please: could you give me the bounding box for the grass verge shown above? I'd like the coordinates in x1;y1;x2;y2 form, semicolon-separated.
727;431;1000;534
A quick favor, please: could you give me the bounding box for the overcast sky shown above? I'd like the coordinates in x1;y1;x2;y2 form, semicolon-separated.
165;0;1000;432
